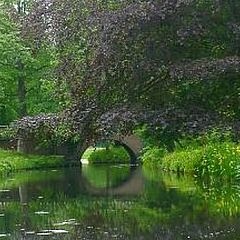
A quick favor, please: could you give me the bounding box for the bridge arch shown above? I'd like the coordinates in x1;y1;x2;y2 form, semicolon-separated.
78;134;144;164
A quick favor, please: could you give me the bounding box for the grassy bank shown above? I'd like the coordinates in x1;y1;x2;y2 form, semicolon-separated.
0;148;66;175
142;139;240;181
82;146;130;164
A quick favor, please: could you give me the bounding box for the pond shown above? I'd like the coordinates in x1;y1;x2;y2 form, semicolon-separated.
0;164;240;239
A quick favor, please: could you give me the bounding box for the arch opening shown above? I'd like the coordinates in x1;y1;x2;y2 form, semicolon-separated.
80;139;138;165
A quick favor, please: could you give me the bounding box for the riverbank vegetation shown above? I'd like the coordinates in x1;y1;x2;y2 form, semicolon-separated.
0;149;65;175
142;131;240;181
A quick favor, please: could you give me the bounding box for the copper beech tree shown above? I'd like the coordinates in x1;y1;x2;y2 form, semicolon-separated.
13;0;240;143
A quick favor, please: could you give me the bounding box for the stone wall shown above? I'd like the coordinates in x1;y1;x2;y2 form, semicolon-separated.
0;139;17;150
17;137;78;160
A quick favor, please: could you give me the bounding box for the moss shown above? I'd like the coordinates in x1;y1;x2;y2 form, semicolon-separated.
0;148;65;175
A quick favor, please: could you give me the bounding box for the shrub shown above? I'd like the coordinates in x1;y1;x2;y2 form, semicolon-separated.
195;143;240;180
143;142;240;181
161;148;203;173
88;147;130;164
142;147;167;167
0;127;16;140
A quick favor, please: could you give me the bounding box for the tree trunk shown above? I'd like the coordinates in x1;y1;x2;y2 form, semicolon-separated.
17;60;27;118
16;1;28;118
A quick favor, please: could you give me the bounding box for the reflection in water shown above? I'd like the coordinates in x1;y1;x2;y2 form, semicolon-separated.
82;165;144;196
0;165;240;239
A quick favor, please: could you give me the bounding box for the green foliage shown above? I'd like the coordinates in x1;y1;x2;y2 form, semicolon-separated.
142;146;167;167
0;126;16;140
161;148;203;173
136;124;184;152
0;148;65;175
143;130;240;181
81;146;96;159
144;143;240;180
0;1;62;123
1;0;240;168
0;105;17;124
0;7;23;121
134;125;157;147
87;147;130;164
196;143;240;180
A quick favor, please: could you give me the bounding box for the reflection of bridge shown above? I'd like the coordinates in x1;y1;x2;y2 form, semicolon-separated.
81;166;144;196
0;166;145;205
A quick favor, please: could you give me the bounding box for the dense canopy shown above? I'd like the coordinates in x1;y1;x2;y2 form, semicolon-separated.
1;0;240;145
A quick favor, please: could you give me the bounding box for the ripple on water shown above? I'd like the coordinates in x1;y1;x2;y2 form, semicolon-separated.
53;219;76;226
34;211;50;215
0;233;11;238
0;190;10;193
36;229;68;236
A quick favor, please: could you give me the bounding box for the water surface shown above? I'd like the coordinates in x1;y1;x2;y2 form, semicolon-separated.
0;165;240;239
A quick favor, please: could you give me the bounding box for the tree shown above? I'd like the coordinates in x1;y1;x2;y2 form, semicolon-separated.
0;4;27;122
15;1;240;144
0;0;60;124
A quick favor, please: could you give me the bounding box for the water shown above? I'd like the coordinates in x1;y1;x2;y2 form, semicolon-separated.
0;165;240;239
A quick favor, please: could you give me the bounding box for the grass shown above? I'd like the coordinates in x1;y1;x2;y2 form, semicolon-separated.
81;147;104;159
83;146;130;164
160;148;203;173
142;140;240;181
0;148;66;175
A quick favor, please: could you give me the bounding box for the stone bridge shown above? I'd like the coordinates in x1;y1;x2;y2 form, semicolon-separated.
114;134;144;161
6;114;144;163
77;134;144;164
17;133;143;164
